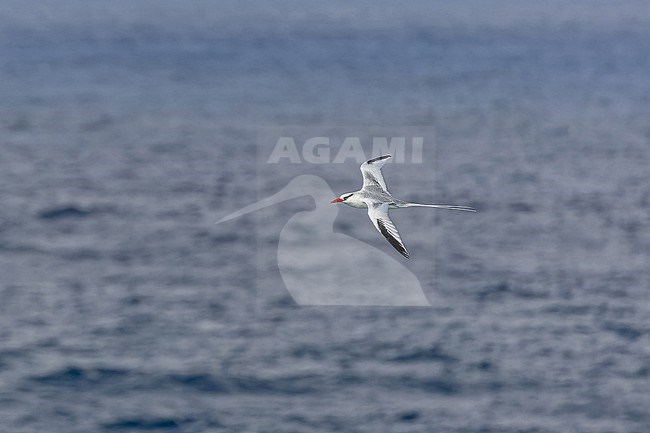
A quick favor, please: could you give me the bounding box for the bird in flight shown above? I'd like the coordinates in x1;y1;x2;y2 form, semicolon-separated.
331;155;475;258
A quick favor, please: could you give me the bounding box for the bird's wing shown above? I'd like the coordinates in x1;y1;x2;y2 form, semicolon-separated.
360;155;391;193
366;201;409;258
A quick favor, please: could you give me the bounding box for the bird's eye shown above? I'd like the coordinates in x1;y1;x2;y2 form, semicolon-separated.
343;194;352;201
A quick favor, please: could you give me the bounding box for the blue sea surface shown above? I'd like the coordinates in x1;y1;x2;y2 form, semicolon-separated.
1;1;650;432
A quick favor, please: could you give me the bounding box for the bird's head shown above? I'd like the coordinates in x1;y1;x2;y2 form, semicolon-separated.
331;192;354;204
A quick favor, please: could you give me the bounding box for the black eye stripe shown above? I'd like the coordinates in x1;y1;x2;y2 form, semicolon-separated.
342;194;353;201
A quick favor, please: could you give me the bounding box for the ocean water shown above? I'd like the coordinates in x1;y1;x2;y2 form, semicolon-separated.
1;2;650;432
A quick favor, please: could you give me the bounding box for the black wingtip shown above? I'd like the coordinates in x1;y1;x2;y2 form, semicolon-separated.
377;219;409;258
366;155;391;165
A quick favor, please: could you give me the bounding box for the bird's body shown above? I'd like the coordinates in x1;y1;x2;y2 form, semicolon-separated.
331;155;475;258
